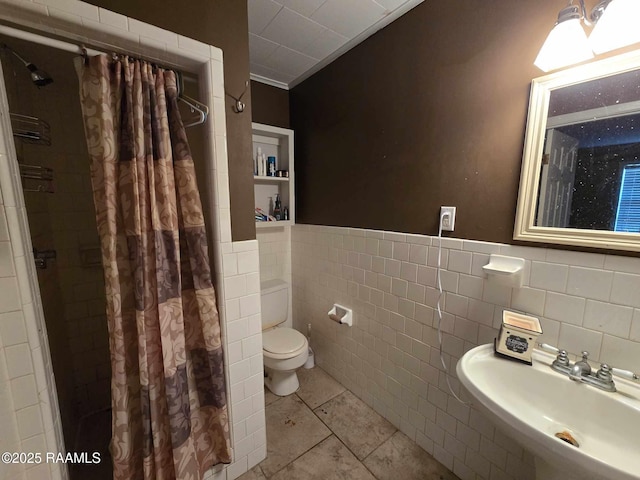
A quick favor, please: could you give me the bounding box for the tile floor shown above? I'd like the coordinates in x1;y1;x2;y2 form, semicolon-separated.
240;367;460;480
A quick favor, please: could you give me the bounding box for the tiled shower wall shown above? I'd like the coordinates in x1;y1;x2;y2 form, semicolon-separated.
4;41;110;420
0;46;66;480
0;208;47;480
291;224;640;480
41;86;110;419
2;43;79;448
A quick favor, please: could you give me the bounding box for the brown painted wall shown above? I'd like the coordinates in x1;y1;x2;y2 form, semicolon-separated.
290;0;562;243
88;0;256;241
251;80;290;128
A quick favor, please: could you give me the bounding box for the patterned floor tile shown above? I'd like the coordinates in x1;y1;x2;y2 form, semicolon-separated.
270;435;376;480
363;431;461;480
264;387;280;406
237;465;267;480
313;390;396;460
296;366;346;409
260;395;331;477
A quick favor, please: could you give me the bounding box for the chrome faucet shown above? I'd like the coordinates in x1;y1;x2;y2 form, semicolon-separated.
538;344;640;393
569;351;592;381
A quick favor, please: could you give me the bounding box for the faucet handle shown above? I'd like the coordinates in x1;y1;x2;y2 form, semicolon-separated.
611;367;639;381
596;363;614;382
537;343;570;367
554;349;570;368
557;349;569;364
538;343;559;353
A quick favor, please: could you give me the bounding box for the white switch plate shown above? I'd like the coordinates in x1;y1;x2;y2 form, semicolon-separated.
440;206;456;231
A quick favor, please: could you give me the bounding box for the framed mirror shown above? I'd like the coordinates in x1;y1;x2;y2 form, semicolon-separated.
514;49;640;251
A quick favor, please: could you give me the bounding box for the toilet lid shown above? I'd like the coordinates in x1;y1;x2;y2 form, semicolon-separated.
263;328;306;354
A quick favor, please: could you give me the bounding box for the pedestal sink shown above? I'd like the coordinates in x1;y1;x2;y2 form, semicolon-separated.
456;344;640;480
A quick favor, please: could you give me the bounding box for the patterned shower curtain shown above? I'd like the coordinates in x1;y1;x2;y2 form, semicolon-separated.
77;55;231;480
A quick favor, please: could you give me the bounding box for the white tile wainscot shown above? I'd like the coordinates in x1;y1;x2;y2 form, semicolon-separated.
291;224;640;480
256;227;291;285
256;225;293;329
215;240;265;480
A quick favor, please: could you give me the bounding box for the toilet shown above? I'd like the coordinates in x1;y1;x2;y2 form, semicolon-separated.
261;279;308;396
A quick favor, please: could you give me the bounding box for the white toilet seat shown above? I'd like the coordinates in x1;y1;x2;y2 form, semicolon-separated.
263;328;308;360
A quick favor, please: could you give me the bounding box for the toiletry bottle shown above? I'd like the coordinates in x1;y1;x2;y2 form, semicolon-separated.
274;194;281;220
255;147;262;175
267;156;276;176
283;206;289;221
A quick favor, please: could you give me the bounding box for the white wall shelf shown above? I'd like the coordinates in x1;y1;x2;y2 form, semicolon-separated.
254;175;290;183
252;122;294;225
256;220;293;229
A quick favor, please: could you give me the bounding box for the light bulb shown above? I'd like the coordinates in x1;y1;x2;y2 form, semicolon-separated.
535;18;594;72
590;0;640;54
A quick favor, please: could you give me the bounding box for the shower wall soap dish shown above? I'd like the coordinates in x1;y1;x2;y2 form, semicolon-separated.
483;254;525;288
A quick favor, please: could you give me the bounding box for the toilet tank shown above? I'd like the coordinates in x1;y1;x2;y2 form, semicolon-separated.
260;279;289;328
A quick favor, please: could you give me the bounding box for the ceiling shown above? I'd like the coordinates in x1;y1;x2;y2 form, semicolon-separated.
248;0;424;89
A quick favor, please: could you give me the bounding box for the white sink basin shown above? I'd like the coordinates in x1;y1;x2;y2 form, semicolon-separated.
457;344;640;480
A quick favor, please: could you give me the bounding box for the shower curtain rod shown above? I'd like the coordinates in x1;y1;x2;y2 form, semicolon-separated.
0;24;101;58
0;24;197;82
0;23;206;127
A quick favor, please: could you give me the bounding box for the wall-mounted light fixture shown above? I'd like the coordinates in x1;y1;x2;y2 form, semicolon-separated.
535;0;640;72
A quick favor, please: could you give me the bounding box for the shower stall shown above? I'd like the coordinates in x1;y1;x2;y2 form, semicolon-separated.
0;31;212;480
0;3;261;479
0;36;112;479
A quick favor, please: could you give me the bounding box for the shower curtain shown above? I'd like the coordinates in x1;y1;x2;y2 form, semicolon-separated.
77;55;231;480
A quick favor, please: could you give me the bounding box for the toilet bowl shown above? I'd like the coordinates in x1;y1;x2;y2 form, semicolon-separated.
263;327;308;396
261;279;308;396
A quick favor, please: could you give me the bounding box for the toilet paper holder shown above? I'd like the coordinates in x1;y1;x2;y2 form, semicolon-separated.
328;304;353;326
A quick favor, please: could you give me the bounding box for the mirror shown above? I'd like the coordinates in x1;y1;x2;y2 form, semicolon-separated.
514;49;640;252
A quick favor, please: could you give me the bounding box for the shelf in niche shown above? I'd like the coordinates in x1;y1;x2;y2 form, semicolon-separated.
253;122;294;228
253;175;290;183
256;220;292;229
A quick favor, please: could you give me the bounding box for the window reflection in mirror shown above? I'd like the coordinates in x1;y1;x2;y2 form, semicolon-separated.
538;69;640;232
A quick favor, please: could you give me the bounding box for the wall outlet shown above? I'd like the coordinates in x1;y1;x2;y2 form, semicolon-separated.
440;206;456;231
